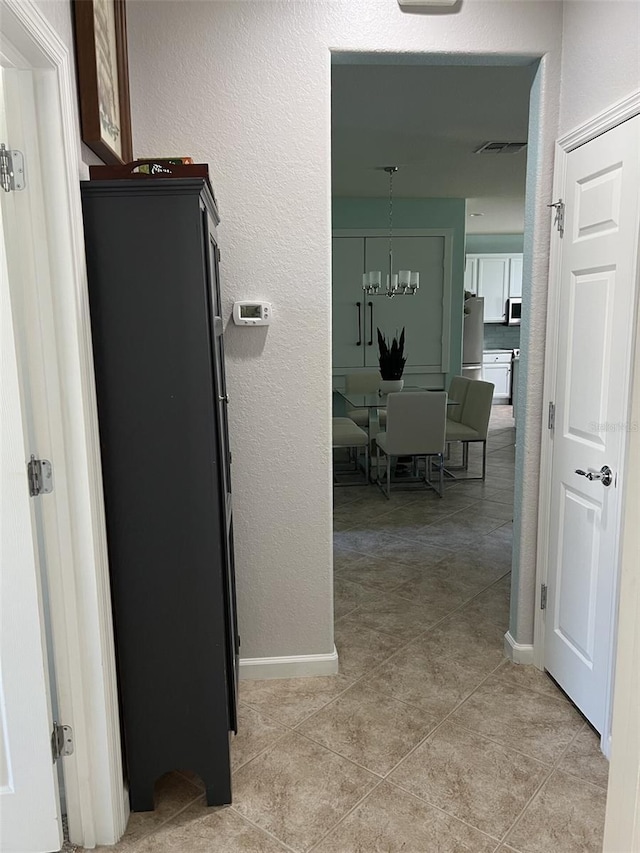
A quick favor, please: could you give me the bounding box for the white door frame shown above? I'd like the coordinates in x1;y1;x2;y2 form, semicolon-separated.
0;0;126;846
535;90;640;748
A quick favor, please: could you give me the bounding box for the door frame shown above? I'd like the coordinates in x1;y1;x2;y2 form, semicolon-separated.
0;0;127;846
534;90;640;752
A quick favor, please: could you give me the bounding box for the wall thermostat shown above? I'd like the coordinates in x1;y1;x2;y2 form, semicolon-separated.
232;301;272;326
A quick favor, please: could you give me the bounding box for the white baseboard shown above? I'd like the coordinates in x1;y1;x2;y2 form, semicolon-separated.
504;631;535;664
239;646;339;680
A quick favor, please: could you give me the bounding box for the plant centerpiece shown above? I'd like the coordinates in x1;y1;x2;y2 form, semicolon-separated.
377;327;407;394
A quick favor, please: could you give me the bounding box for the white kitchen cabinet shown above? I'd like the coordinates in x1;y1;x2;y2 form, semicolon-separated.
483;350;512;401
464;256;477;294
509;256;523;297
332;231;450;377
465;253;523;322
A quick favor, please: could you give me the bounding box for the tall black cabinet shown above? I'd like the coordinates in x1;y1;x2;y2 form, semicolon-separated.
81;176;239;811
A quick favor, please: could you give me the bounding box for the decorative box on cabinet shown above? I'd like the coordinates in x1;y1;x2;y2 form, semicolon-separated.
81;176;239;812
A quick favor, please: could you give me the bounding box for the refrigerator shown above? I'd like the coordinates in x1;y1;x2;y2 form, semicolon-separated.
462;296;484;381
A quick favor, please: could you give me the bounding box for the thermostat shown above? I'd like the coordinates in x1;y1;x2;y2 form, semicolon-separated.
232;301;272;326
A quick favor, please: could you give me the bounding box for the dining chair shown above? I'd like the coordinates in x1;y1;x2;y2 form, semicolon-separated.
375;391;447;499
445;378;494;480
447;375;470;423
344;372;387;428
332;417;369;484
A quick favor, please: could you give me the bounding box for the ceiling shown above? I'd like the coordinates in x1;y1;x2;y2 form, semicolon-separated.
331;63;536;234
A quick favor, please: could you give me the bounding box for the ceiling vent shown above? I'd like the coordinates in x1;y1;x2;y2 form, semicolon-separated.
474;141;528;154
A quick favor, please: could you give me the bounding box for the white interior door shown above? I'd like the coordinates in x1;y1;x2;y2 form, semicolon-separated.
0;202;62;852
545;115;640;734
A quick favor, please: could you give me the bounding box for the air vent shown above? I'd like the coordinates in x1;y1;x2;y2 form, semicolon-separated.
474;141;528;154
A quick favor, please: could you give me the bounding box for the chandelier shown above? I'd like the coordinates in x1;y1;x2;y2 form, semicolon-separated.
362;166;419;298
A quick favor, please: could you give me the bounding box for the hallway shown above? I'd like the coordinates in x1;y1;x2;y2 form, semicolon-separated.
91;409;608;852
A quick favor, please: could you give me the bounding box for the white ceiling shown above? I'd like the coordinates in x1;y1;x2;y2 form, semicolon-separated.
331;64;536;234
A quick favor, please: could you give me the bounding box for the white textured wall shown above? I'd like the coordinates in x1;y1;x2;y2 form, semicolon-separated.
560;0;640;136
126;0;563;660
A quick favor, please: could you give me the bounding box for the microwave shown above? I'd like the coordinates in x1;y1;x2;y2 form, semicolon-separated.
505;297;522;326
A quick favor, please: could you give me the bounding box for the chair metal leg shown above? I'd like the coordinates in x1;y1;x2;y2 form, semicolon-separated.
385;454;391;499
481;440;487;481
438;453;444;497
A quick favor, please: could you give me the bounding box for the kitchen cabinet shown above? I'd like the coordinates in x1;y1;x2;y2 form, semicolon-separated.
465;253;523;322
81;175;238;811
483;350;512;401
332;232;450;378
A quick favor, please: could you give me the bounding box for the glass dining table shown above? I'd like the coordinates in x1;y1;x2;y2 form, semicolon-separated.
335;386;460;483
336;386;459;441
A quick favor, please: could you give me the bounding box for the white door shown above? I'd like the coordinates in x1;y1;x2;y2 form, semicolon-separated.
544;115;640;733
0;207;62;852
0;68;62;853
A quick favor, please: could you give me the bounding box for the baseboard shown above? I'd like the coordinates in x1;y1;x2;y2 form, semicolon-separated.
239;646;339;680
504;631;535;664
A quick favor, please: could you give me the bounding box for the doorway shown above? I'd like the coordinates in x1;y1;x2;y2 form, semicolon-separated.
328;56;610;849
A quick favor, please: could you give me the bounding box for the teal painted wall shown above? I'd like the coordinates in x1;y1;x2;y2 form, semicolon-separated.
332;197;466;385
466;233;525;254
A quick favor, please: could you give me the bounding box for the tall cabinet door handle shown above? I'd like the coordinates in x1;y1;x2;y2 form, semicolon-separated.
368;302;374;346
356;301;362;346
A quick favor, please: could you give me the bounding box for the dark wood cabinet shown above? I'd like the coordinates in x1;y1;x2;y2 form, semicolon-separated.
81;177;238;811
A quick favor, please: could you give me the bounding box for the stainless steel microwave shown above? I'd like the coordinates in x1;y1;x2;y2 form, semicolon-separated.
505;297;522;325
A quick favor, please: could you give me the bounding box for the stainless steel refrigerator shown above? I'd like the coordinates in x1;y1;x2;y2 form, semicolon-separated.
462;296;484;381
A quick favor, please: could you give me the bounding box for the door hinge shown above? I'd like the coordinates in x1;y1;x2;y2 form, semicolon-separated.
216;247;221;262
0;143;26;193
540;583;548;611
27;455;53;497
547;402;555;431
547;199;565;236
51;722;74;762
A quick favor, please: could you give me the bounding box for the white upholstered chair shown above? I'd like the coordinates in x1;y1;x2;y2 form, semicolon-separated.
445;378;494;480
344;372;387;429
332;417;369;484
375;391;447;498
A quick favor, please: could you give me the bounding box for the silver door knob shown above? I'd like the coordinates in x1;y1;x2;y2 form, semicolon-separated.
575;465;613;487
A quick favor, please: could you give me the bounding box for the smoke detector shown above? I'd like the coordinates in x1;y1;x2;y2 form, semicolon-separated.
474;141;528;154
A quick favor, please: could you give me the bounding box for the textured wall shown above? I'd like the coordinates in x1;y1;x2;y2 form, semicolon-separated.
126;0;563;662
560;0;640;136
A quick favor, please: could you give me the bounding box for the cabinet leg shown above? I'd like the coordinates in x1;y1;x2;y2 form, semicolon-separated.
129;780;156;813
204;777;232;807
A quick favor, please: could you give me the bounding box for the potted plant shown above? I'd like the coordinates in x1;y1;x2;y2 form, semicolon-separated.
377;327;406;394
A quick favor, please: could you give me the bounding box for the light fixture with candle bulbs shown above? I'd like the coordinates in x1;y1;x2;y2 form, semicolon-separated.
362;166;419;298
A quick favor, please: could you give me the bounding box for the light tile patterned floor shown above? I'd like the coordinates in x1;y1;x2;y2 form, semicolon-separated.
90;407;609;852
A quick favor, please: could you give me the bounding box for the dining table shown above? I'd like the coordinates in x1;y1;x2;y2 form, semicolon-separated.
336;386;459;443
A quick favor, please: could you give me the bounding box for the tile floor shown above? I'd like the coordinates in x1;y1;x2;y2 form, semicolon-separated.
89;407;609;852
